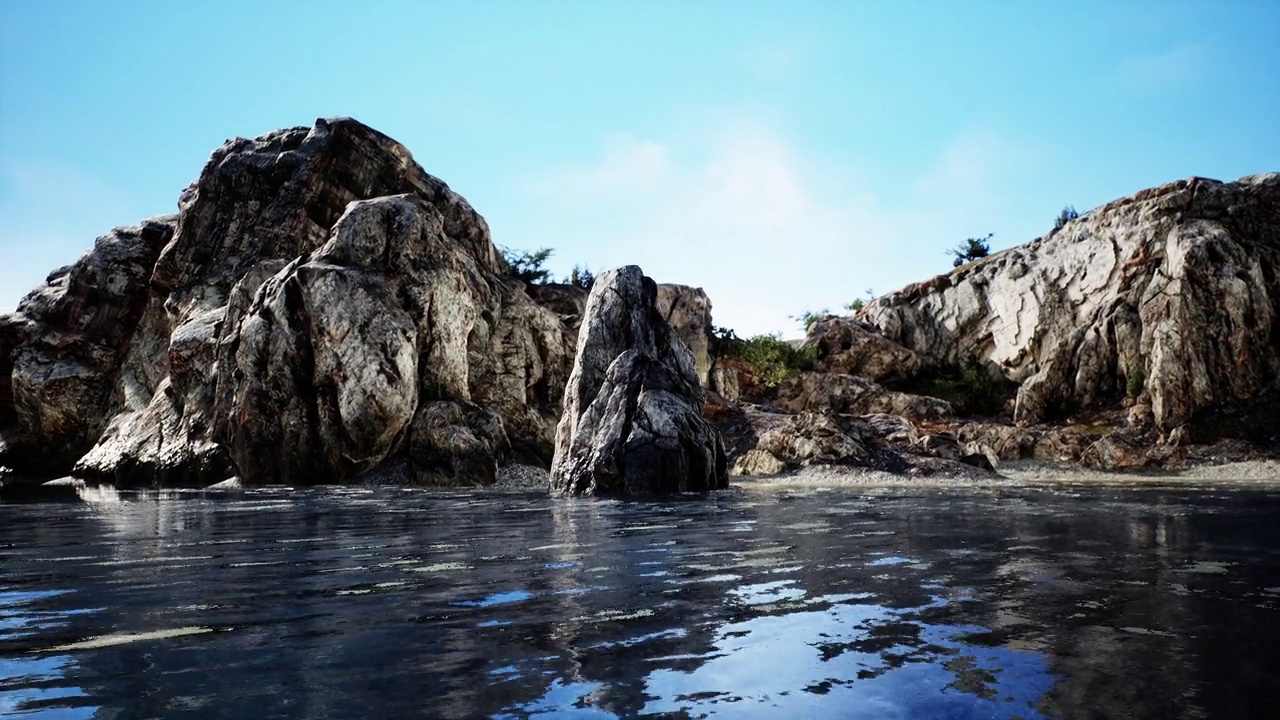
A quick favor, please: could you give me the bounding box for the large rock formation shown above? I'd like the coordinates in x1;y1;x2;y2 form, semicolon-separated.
550;266;728;495
865;174;1280;438
1;118;581;487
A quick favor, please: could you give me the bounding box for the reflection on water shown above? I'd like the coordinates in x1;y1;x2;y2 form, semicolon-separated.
2;485;1280;718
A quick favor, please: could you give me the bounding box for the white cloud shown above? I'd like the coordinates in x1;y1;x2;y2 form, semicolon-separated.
513;121;1039;338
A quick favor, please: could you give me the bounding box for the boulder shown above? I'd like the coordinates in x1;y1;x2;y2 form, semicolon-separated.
755;412;873;467
864;174;1280;434
550;266;728;495
775;372;952;420
804;317;932;384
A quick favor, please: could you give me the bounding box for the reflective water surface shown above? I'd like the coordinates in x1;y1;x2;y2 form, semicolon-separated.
3;484;1280;718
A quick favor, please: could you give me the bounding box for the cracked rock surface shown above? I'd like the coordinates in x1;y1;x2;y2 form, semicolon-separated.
551;266;728;495
865;173;1280;435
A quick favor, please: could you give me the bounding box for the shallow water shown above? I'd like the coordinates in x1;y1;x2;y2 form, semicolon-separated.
2;484;1279;718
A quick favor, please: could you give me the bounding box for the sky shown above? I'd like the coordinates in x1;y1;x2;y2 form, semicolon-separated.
2;1;1278;337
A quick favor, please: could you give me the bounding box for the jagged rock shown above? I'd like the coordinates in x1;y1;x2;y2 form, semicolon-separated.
656;284;713;388
865;174;1280;434
955;422;1039;461
732;449;786;476
408;400;510;486
1;217;176;473
2;119;577;486
710;364;741;403
859;413;919;446
915;432;961;460
775;372;952;420
804;317;932;384
550;266;727;495
756;412;873;467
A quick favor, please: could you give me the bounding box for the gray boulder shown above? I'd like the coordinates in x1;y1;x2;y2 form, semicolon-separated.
550;266;728;495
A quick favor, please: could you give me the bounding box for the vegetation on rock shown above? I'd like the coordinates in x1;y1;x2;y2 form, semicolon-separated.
948;233;992;267
906;360;1013;417
712;327;818;389
1054;205;1080;230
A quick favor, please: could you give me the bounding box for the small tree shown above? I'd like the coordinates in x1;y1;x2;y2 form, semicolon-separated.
567;264;595;290
791;309;830;332
844;288;874;313
949;233;992;268
1054;205;1079;231
500;247;554;284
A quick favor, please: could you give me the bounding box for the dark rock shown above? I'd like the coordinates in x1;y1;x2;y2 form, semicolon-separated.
550;266;728;495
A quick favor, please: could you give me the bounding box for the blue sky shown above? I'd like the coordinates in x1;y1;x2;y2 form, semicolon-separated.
2;1;1277;336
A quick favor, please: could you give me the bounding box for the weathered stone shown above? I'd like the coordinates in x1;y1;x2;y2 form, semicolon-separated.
656;284;714;388
756;412;873;467
1;217;176;472
865;174;1280;433
732;449;787;476
955;422;1039;461
805;317;932;384
775;372;952;420
550;266;727;495
710;364;742;403
2;119;577;486
408;400;510;486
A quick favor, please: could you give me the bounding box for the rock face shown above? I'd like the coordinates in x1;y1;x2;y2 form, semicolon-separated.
550;266;728;495
656;284;714;388
0;118;579;487
865;174;1280;436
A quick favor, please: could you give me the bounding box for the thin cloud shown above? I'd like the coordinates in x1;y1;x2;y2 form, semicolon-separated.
515;122;1037;337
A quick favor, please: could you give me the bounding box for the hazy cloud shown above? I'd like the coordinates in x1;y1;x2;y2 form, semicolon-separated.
518;122;1038;337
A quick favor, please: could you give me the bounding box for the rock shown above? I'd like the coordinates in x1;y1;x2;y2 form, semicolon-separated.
915;432;962;460
864;174;1280;434
550;266;728;495
655;284;714;388
1;217;176;473
2;119;577;486
710;364;742;403
732;449;787;476
955;422;1039;461
408;401;510;486
775;372;952;420
804;317;932;384
859;413;919;446
756;412;873;467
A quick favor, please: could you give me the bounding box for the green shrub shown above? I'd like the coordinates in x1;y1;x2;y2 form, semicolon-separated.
567;264;595;290
713;329;817;388
908;360;1012;416
948;233;992;268
1054;205;1080;231
500;246;554;284
791;309;829;332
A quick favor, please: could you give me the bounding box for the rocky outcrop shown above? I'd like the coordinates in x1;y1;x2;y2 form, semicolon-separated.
803;317;932;384
1;118;578;487
550;266;728;495
1;218;176;473
865;174;1280;436
775;372;952;420
656;284;713;388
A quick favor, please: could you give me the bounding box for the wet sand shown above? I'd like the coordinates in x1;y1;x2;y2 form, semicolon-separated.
734;458;1280;491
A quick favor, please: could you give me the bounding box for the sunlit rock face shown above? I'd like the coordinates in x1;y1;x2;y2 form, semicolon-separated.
864;174;1280;435
0;118;577;486
550;266;728;496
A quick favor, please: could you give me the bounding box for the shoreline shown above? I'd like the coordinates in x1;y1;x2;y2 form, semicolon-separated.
731;458;1280;491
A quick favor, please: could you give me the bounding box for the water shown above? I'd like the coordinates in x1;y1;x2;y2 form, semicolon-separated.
2;484;1280;719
